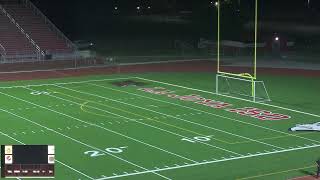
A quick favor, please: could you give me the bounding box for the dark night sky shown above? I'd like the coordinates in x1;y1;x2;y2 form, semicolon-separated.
28;0;320;40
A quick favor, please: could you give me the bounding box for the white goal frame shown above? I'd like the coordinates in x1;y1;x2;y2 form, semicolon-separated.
216;74;271;102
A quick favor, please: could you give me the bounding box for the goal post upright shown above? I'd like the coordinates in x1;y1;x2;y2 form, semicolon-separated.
217;0;220;74
217;0;258;79
215;0;269;102
254;0;258;80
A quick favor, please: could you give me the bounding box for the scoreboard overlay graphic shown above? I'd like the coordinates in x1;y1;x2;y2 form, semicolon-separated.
1;145;55;178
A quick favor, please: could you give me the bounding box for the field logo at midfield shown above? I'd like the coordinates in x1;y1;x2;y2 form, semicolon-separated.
138;87;291;121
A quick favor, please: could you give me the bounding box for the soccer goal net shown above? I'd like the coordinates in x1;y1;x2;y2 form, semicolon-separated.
216;74;270;102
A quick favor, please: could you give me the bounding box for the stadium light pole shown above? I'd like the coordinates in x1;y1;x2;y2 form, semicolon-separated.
217;0;220;73
254;0;258;80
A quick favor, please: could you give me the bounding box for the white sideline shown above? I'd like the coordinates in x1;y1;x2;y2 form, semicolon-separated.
135;77;320;118
0;92;171;180
0;130;95;180
57;85;284;150
89;83;320;144
94;143;320;180
0;77;132;89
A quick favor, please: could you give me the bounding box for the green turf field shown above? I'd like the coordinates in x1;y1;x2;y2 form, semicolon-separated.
0;72;319;180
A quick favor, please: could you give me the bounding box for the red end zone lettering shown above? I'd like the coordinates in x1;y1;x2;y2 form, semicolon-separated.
139;87;175;95
196;99;232;109
227;107;291;121
138;87;291;121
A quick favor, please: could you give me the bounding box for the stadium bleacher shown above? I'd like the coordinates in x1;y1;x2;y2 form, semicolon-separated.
0;0;74;61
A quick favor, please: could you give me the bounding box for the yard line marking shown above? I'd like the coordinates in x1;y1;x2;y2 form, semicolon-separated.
80;102;125;120
47;89;240;156
55;90;232;145
6;88;198;164
0;130;95;179
0;108;170;180
89;82;320;144
0;77;132;89
57;85;284;150
78;96;232;144
94;144;320;180
135;77;320;118
15;100;197;164
47;88;241;156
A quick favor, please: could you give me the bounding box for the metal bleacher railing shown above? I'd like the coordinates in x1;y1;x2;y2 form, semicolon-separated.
0;43;6;61
0;4;44;60
22;0;77;51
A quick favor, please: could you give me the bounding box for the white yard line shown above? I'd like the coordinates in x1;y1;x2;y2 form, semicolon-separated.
56;85;284;150
94;143;320;180
0;130;95;180
89;83;320;144
135;77;320;118
0;94;171;180
0;77;132;89
46;86;242;156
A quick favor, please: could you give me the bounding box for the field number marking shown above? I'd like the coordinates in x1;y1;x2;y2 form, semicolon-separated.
84;150;105;157
84;146;128;157
106;146;127;154
30;91;51;95
182;136;212;143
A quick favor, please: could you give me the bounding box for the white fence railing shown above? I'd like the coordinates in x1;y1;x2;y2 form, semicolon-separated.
0;4;44;60
0;44;7;58
22;0;76;50
0;43;6;61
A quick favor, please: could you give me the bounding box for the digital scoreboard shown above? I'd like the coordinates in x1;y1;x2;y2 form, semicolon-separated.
1;145;55;178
